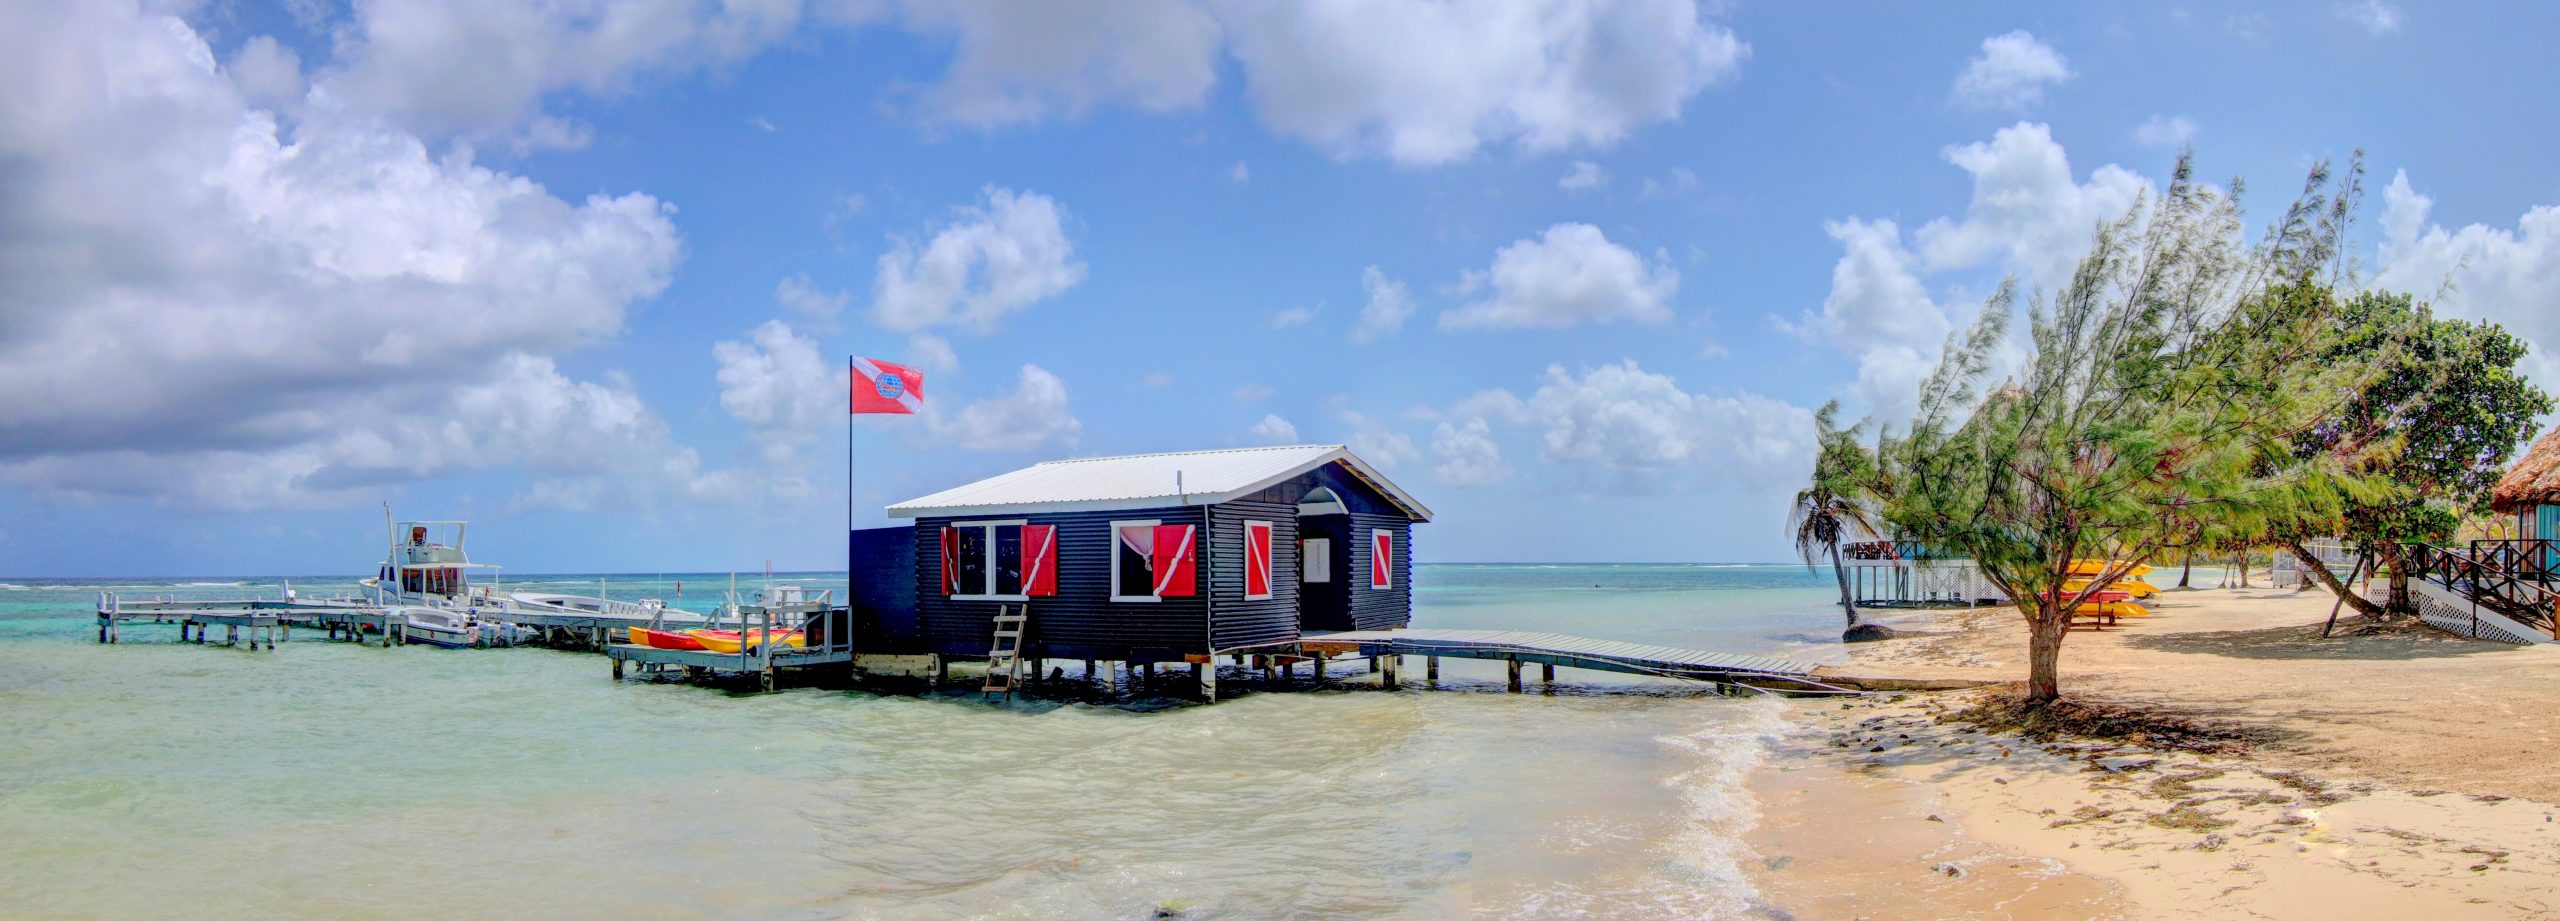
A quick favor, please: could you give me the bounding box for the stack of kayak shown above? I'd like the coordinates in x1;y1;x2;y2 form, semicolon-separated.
627;625;806;654
2061;559;2159;620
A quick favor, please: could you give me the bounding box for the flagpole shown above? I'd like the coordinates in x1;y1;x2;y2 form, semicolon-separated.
847;355;856;587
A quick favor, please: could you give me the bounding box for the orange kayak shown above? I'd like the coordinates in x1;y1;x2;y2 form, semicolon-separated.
689;628;804;654
629;627;707;650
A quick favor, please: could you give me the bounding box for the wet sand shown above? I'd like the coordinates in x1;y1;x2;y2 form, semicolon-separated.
1749;588;2560;919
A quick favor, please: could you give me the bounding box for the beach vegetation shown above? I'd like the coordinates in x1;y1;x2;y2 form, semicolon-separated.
1842;152;2400;702
2279;291;2552;616
1790;403;1884;637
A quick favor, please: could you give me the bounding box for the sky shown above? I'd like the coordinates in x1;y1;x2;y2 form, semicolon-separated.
5;0;2560;576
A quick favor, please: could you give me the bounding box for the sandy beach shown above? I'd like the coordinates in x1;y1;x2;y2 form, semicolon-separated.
1750;587;2560;919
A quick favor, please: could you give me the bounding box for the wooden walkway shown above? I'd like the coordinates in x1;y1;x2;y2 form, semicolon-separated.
1299;628;1850;694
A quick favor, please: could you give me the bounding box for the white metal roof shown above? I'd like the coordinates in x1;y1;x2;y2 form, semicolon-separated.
886;444;1432;521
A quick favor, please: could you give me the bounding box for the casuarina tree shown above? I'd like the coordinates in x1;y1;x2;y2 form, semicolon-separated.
1845;153;2395;703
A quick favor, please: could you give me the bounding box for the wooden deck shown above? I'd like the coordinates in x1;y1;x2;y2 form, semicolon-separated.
1298;628;1850;694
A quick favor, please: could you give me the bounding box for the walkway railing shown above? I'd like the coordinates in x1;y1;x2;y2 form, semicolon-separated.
2408;542;2559;636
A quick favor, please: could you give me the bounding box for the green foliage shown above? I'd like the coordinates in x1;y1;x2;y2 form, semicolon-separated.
2293;290;2553;548
1837;152;2405;700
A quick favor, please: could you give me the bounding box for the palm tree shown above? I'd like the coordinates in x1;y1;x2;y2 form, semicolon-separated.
1790;476;1879;631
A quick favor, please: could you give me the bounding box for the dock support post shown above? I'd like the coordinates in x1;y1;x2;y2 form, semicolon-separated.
1369;656;1380;674
1084;658;1095;681
1507;659;1523;693
1200;663;1217;702
1312;653;1326;683
931;654;947;688
1542;663;1555;685
613;656;624;680
1382;655;1399;689
1427;656;1439;682
226;624;238;647
760;666;776;693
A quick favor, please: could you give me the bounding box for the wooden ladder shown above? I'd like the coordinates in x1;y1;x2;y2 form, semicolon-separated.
981;606;1027;700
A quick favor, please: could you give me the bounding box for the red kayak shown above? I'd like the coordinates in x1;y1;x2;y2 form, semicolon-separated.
628;626;708;650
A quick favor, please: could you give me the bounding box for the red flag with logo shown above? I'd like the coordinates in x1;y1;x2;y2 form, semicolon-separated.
850;356;925;415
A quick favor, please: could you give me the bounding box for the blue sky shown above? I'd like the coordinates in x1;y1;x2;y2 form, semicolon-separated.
4;0;2558;576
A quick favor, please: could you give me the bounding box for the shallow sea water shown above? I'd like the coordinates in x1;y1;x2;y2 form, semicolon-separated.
0;565;1845;919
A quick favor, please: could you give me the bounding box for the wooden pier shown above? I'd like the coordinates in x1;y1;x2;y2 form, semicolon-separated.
1296;628;1851;695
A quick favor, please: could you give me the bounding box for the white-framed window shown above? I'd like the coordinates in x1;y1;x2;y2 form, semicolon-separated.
1243;520;1274;601
1111;519;1163;602
948;519;1030;601
1302;538;1331;584
1370;528;1393;590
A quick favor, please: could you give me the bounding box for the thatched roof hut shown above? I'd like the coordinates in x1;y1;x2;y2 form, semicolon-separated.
2492;425;2560;513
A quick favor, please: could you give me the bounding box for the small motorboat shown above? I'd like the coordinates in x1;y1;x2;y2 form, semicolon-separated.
400;607;479;648
628;626;707;650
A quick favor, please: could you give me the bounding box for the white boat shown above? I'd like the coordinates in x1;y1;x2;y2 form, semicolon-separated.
363;515;508;614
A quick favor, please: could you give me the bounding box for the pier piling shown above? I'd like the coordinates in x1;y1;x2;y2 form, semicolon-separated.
1507;659;1523;693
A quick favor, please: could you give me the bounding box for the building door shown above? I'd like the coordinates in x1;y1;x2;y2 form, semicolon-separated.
1296;487;1353;633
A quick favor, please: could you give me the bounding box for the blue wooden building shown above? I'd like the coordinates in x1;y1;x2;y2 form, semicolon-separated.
847;445;1431;667
2492;424;2560;577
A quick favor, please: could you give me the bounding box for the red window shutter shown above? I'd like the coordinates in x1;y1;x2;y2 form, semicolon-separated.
1245;522;1271;598
1372;531;1392;589
1151;524;1197;597
1023;524;1058;597
939;527;958;596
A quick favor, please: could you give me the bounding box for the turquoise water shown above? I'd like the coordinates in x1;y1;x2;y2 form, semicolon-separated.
0;565;1848;919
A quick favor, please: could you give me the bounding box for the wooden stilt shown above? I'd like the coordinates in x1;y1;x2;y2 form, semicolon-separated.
1312;653;1326;683
1084;658;1096;680
1542;663;1555;684
612;656;624;680
1382;655;1399;689
1507;658;1523;692
1200;662;1218;702
1427;655;1439;681
932;654;948;687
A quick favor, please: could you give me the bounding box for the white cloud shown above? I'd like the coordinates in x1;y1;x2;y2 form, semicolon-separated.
925;364;1083;452
2373;170;2560;392
1231;383;1275;402
1141;371;1174;388
1440;224;1678;330
1950;30;2072;111
1350;266;1415;344
1230;160;1251;183
748;115;778;132
1796;123;2149;421
1430;418;1514;486
1912;122;2150;288
2133;114;2197;147
318;0;804;139
1513;361;1813;492
713;320;847;468
1270;305;1320;329
227;35;305;109
1217;0;1748;166
1559;160;1608;192
775;273;850;320
872;186;1086;332
836;0;1224;128
1638;166;1701;200
1337;410;1419;469
906;333;960;373
2337;0;2405;35
1249;413;1299;444
0;3;705;509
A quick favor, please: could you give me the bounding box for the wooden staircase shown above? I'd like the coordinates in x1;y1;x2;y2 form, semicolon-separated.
981;606;1027;700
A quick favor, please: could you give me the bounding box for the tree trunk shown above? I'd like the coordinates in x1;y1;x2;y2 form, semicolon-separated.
2234;553;2251;587
2025;599;2068;702
2177;553;2192;589
2286;542;2382;618
2381;545;2412;616
1827;540;1859;627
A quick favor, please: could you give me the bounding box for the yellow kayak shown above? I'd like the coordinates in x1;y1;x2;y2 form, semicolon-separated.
687;628;805;654
2068;559;2154;577
2066;578;2160;598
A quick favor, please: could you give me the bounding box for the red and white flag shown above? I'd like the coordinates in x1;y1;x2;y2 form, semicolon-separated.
849;356;925;415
